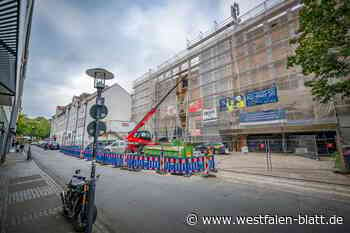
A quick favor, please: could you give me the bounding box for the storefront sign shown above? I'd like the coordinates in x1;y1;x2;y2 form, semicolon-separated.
240;109;286;125
203;108;218;122
245;85;278;107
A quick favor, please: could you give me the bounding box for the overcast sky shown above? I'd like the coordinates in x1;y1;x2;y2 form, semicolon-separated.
23;0;264;118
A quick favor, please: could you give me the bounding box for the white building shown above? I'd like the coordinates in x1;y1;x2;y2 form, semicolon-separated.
50;83;132;148
83;83;132;146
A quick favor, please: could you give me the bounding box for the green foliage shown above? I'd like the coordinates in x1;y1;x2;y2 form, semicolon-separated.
16;113;50;139
287;0;350;103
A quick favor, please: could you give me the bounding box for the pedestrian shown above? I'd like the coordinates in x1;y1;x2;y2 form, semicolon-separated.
15;141;19;152
20;143;25;153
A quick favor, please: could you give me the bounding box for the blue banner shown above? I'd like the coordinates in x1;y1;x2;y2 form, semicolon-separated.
240;109;285;123
245;85;278;107
219;98;227;111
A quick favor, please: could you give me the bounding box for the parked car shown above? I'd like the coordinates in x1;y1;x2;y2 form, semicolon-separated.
205;142;228;154
194;142;228;155
84;140;114;152
104;140;127;153
39;141;48;148
48;142;60;150
194;144;209;154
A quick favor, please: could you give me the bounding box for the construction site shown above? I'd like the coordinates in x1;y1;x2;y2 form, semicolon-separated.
131;0;350;155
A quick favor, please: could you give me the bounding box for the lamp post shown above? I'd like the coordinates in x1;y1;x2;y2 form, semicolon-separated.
85;68;114;233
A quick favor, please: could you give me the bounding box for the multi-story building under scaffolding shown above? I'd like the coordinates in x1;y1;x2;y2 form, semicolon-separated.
131;0;350;154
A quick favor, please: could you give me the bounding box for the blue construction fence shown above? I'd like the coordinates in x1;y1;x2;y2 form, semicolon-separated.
60;145;216;176
60;145;82;158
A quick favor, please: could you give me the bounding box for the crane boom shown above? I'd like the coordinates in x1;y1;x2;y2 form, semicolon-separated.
127;76;185;141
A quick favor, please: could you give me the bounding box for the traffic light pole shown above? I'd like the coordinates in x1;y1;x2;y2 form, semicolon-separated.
86;87;102;233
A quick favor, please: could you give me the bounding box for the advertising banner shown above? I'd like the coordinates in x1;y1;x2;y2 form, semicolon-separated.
167;105;177;115
245;85;278;107
110;121;136;133
190;129;201;136
240;109;286;125
219;95;245;112
233;95;245;110
203;108;218;122
219;98;227;111
188;99;203;113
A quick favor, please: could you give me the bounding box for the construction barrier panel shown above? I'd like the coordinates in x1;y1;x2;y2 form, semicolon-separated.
59;146;216;176
60;145;82;158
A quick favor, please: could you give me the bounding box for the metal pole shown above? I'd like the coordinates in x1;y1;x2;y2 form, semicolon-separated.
333;101;346;169
265;139;269;170
81;102;88;155
86;87;102;233
268;139;272;171
314;135;319;161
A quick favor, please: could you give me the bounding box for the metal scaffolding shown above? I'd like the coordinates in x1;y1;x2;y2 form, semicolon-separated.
131;0;347;149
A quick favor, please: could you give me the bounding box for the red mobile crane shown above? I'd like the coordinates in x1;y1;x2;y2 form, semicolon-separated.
126;76;187;153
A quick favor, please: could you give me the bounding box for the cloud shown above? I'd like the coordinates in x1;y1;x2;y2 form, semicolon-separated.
23;0;263;118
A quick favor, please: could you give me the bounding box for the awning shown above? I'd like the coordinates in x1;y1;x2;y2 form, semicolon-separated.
0;0;19;97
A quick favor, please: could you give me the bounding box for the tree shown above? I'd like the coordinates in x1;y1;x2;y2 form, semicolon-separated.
16;113;51;139
287;0;350;103
16;113;29;136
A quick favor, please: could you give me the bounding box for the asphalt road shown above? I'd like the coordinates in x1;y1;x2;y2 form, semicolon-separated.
31;146;350;233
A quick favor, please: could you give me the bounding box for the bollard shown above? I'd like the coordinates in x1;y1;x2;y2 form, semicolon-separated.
201;155;216;178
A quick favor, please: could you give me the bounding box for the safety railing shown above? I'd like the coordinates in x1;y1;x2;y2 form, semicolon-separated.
60;146;216;176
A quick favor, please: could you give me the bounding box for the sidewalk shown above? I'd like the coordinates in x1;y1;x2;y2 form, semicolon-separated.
216;152;350;186
0;152;106;233
0;152;74;233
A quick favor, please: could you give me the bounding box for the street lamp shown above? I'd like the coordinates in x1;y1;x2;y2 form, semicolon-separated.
85;68;114;233
87;68;113;89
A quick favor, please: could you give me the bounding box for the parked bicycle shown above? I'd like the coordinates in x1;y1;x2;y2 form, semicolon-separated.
60;169;98;232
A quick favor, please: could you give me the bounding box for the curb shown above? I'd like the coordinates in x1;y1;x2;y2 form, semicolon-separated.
217;170;350;202
218;168;350;187
31;152;116;233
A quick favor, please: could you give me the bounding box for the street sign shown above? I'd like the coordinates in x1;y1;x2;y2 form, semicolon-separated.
90;104;108;120
87;121;107;137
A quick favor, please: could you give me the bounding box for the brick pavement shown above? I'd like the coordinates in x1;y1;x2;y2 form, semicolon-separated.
215;152;350;186
0;151;107;233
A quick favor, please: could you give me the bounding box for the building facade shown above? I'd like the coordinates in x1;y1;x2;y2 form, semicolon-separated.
50;83;132;148
131;0;350;153
0;0;35;162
